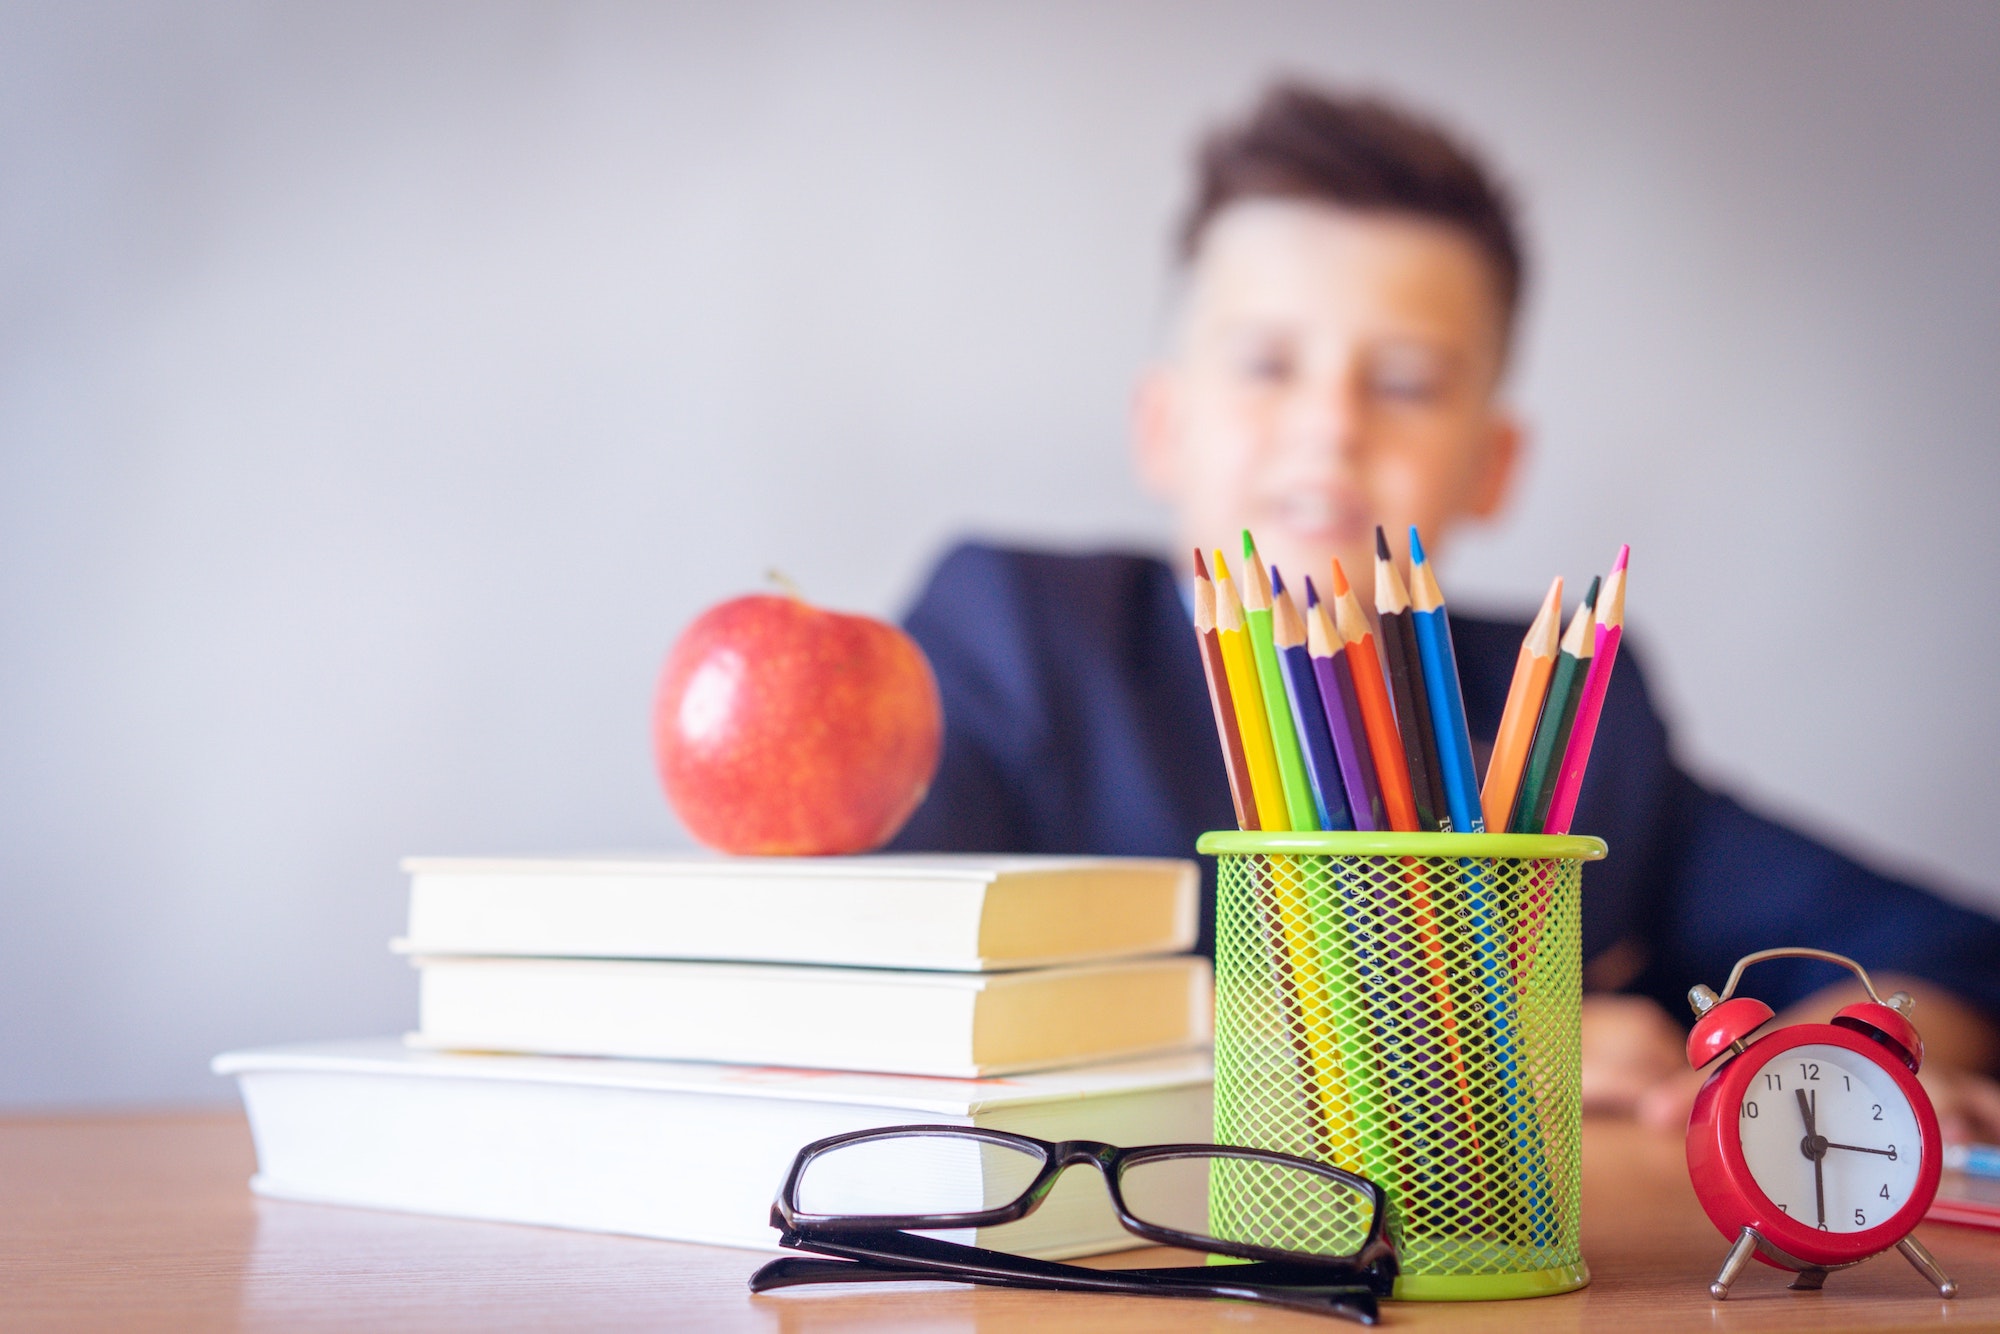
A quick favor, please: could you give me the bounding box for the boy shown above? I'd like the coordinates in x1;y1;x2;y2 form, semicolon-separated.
890;83;2000;1138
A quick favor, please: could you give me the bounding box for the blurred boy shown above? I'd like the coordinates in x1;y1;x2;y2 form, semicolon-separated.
890;83;2000;1137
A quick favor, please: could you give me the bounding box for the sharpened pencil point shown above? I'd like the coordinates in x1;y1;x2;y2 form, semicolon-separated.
1242;529;1259;562
1583;574;1602;609
1270;565;1286;596
1408;526;1427;565
1612;543;1630;574
1330;558;1351;598
1304;575;1321;608
1212;549;1232;582
1193;548;1208;580
1374;526;1391;561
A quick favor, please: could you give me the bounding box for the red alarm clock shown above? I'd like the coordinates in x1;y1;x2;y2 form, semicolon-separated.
1684;947;1957;1300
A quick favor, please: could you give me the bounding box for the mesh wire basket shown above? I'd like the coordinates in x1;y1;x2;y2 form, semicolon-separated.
1196;829;1607;1301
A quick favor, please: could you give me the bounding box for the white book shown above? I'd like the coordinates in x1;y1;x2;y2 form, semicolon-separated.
409;954;1214;1078
396;853;1197;971
214;1039;1214;1257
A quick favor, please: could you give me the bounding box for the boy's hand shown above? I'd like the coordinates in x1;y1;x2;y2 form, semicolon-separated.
1580;993;1687;1115
1918;1066;2000;1145
1584;990;2000;1145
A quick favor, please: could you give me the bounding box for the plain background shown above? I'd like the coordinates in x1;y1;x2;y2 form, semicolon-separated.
5;1;1997;1107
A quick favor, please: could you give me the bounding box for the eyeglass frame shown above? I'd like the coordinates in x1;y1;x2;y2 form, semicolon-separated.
768;1123;1398;1276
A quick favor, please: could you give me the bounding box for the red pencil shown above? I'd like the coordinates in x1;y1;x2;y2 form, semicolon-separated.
1543;546;1628;835
1328;558;1420;833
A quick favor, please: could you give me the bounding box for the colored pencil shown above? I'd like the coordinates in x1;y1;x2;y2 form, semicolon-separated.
1373;527;1450;832
1480;576;1564;834
1543;545;1628;836
1192;550;1259;831
1213;551;1291;832
1304;580;1384;832
1328;558;1420;833
1406;527;1485;833
1240;532;1321;832
1269;569;1355;832
1510;576;1599;835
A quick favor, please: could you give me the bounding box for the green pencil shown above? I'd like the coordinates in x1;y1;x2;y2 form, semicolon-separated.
1240;532;1321;832
1510;576;1599;834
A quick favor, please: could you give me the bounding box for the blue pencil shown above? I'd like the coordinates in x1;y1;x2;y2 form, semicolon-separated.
1269;569;1354;831
1946;1144;2000;1178
1406;528;1485;834
1407;528;1556;1241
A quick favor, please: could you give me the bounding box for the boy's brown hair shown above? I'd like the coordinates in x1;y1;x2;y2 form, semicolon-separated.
1180;81;1526;340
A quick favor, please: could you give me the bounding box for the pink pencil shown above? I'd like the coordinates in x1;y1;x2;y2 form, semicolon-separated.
1542;546;1628;836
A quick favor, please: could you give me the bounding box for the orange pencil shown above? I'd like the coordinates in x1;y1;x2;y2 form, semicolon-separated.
1480;576;1564;833
1327;558;1419;833
1192;549;1259;830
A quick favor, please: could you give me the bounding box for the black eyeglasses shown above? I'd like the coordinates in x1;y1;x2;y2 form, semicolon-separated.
747;1125;1397;1323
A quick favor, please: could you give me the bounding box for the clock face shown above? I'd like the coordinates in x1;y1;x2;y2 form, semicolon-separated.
1734;1041;1922;1233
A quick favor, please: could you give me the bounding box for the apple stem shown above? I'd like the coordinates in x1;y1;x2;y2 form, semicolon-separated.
766;568;806;601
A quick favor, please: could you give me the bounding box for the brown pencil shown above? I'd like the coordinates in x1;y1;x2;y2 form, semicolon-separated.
1373;526;1450;831
1193;549;1259;830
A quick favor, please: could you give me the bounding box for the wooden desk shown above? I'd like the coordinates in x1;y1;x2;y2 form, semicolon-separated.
1;1111;1992;1332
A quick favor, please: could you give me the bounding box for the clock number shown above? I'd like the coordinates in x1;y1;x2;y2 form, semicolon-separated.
1798;1061;1819;1081
1741;1100;1759;1118
1843;1075;1851;1090
1879;1184;1891;1199
1887;1144;1897;1161
1854;1208;1866;1227
1818;1222;1829;1231
1763;1071;1783;1091
1872;1105;1883;1121
1776;1203;1788;1214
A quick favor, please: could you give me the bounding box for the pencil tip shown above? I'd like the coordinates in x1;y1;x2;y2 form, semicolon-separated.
1612;543;1630;574
1374;526;1391;561
1329;558;1351;597
1408;526;1427;565
1270;565;1286;595
1303;575;1320;608
1241;529;1258;560
1192;548;1208;579
1583;574;1602;607
1212;549;1232;581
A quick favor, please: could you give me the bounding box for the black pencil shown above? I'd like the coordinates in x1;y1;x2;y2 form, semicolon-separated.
1374;526;1450;832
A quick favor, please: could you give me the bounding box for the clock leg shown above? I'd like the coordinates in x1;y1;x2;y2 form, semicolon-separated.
1896;1235;1959;1299
1710;1228;1759;1300
1788;1267;1828;1291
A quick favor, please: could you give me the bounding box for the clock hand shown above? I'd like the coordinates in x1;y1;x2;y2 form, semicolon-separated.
1796;1087;1826;1226
1823;1142;1896;1157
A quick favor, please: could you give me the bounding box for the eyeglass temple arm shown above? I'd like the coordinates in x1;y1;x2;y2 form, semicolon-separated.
751;1250;1374;1294
759;1229;1383;1320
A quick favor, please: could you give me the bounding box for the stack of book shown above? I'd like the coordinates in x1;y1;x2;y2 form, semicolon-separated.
215;854;1215;1257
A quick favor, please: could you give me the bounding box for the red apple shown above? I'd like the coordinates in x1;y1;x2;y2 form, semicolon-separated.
654;593;943;855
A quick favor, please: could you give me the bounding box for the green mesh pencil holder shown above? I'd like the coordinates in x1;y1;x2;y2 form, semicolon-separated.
1196;829;1607;1301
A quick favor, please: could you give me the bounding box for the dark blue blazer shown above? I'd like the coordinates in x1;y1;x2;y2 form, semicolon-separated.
890;543;2000;1022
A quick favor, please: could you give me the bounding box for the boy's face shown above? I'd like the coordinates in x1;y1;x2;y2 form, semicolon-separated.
1134;199;1520;601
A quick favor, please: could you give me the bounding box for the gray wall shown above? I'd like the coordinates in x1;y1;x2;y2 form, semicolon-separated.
5;2;1997;1106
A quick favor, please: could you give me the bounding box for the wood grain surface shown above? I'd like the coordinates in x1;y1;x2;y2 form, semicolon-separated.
1;1110;1993;1332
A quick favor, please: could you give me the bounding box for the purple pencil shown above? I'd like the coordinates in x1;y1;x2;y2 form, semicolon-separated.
1305;577;1386;832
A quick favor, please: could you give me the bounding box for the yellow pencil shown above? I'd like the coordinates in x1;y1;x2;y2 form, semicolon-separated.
1212;551;1290;833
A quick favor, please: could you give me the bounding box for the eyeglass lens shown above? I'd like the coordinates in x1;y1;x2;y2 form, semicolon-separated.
1119;1152;1375;1258
795;1133;1047;1219
795;1132;1376;1262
